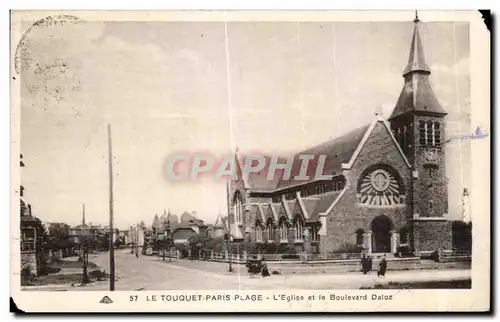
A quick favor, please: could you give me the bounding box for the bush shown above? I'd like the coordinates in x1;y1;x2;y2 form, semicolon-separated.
262;242;279;254
21;265;34;285
332;243;364;254
395;245;414;258
282;247;300;260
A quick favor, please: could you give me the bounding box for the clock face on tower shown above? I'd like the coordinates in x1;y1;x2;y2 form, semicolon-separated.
424;148;438;163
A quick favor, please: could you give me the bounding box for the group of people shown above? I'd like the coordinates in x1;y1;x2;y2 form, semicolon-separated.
361;253;387;277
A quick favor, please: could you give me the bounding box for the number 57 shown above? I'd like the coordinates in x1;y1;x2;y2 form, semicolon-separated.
130;295;138;302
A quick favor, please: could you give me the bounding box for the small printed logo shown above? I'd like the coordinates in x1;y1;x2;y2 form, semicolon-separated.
99;296;113;304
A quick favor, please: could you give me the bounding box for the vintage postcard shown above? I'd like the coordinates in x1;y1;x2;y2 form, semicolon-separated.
10;10;490;312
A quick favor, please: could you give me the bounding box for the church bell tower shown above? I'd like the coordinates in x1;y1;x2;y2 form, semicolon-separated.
389;13;449;222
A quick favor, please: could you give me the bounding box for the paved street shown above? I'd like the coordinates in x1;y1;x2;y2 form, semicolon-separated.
22;250;471;291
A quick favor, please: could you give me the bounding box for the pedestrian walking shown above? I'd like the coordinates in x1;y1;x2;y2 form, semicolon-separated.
367;256;373;272
377;254;387;277
360;254;368;274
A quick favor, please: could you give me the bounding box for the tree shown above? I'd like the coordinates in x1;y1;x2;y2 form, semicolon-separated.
452;220;472;253
45;223;76;250
187;235;210;258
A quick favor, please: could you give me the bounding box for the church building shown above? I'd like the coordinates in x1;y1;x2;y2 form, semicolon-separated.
227;16;453;256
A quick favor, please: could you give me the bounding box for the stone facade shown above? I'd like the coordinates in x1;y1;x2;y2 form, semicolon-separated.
321;122;411;253
21;253;37;276
413;220;453;253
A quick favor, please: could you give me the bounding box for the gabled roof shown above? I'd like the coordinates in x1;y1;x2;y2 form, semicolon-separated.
249;204;261;223
288;199;303;219
214;213;226;229
307;191;342;223
283;200;294;220
298;196;320;220
256;204;266;223
341;118;412;170
264;203;279;222
275;202;288;221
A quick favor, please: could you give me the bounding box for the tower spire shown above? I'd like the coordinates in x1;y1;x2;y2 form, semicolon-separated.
403;12;430;77
82;203;86;225
389;14;446;120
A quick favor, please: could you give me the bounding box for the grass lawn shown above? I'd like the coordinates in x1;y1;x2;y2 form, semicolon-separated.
22;259;103;286
49;259;98;269
361;279;471;289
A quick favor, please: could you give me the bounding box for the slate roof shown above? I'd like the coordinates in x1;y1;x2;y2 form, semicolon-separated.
276;124;370;190
237;155;289;192
305;191;342;223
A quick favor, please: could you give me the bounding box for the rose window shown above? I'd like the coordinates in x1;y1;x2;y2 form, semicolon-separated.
358;168;404;206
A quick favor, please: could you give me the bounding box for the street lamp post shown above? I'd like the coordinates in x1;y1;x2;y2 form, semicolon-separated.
136;223;139;258
130;225;135;255
81;229;90;285
226;182;234;273
164;216;172;262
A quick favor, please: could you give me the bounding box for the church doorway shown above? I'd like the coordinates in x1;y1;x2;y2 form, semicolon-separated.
370;215;393;253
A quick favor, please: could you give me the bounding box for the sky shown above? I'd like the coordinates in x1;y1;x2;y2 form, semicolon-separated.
18;16;470;229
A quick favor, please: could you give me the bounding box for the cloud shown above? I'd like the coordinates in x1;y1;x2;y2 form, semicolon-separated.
431;56;470;77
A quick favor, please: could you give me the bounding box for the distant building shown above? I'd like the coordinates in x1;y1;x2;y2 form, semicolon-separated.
68;205;102;244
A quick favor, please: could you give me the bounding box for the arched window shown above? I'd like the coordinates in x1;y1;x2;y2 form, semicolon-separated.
419;121;426;146
434;122;441;147
357;165;405;206
234;191;243;223
294;216;304;241
310;226;318;241
279;218;288;241
266;219;275;241
255;221;263;242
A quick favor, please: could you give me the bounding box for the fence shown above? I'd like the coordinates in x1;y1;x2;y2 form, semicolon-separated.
203;250;364;263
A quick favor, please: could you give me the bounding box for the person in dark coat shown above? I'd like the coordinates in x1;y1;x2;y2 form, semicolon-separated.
360;254;368;274
367;256;373;272
261;259;270;277
377;254;387;277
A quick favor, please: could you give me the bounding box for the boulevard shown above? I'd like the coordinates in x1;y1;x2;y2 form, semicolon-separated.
22;250;471;291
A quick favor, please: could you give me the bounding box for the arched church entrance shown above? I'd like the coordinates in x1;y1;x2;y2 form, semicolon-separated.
371;215;393;253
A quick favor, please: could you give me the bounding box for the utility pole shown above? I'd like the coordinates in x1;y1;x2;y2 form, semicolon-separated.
226;181;233;272
135;223;139;258
107;124;115;291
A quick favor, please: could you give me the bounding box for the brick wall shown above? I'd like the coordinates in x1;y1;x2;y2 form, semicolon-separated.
412;114;448;218
21;252;37;277
413;220;452;252
320;122;412;254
